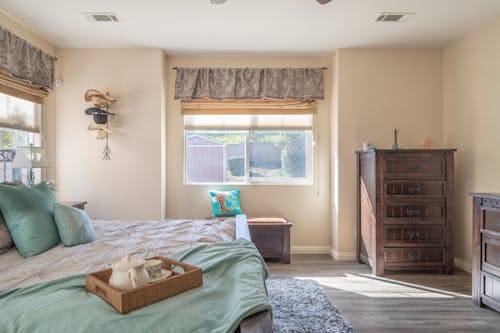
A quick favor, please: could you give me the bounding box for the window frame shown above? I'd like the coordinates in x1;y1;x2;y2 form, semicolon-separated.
183;128;314;186
0;91;45;184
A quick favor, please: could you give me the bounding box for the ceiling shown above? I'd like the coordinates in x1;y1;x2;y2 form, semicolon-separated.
2;0;500;54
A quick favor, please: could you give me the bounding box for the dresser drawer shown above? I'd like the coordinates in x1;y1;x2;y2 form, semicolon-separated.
385;203;445;225
481;271;500;311
384;158;446;180
483;209;500;233
384;247;445;267
384;225;446;246
385;181;446;198
482;235;500;276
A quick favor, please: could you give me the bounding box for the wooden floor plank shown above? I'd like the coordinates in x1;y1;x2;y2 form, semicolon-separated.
267;254;500;333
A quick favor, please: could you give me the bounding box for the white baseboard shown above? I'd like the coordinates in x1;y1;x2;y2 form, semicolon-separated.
454;257;472;273
290;246;357;261
330;249;357;261
292;250;471;267
291;246;331;255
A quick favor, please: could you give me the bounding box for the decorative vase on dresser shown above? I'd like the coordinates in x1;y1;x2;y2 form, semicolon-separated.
471;193;500;313
356;149;456;276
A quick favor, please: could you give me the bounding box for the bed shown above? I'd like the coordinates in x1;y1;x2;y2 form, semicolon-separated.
0;215;273;333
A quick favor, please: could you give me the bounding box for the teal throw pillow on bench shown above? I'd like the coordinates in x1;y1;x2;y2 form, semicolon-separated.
209;189;242;217
0;182;60;257
53;203;96;246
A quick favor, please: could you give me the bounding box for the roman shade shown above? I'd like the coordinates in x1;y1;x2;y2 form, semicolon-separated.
181;99;317;115
0;27;55;99
184;114;313;130
0;92;41;133
182;99;316;130
0;75;46;104
175;67;324;100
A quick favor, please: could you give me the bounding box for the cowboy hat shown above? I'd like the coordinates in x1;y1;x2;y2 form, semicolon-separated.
84;89;116;103
87;123;114;140
87;123;114;132
84;89;116;109
84;107;115;124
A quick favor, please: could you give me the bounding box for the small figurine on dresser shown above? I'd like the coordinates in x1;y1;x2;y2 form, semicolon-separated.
419;137;432;149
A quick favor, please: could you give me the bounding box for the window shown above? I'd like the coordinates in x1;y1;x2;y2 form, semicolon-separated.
184;113;314;185
0;92;42;183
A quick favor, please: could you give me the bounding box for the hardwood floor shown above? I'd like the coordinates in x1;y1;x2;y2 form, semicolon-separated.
267;255;500;333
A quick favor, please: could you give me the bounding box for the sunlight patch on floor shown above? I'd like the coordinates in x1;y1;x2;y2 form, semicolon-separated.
294;274;471;299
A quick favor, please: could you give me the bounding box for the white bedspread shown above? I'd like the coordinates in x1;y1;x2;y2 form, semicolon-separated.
0;218;236;290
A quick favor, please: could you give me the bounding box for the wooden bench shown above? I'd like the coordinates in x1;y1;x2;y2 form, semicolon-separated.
247;217;292;264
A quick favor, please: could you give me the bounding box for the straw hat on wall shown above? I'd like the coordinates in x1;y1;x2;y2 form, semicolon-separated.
84;89;116;109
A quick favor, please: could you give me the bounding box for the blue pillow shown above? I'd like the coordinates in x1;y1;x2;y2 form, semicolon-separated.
209;189;242;217
53;203;96;247
0;182;59;257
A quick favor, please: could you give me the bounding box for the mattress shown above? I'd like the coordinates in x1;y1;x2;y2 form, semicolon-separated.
0;218;237;290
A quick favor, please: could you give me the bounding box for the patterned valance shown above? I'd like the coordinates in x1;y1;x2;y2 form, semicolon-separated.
175;67;324;100
0;27;55;92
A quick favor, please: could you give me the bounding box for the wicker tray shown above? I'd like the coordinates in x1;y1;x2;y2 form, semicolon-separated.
86;256;203;314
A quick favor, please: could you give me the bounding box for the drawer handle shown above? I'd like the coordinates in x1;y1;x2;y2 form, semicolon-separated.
407;208;421;217
408;254;422;263
407;186;422;194
408;164;418;172
409;231;421;240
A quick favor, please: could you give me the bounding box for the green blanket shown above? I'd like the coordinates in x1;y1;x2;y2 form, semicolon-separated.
0;239;271;333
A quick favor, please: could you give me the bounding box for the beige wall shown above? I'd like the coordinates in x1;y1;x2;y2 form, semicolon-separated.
55;48;166;220
165;55;332;252
333;48;444;257
0;10;57;182
0;9;55;56
4;7;500;263
330;51;341;257
443;16;500;268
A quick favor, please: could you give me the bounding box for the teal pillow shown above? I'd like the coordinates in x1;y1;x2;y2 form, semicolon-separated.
0;182;59;257
209;189;242;217
53;203;96;246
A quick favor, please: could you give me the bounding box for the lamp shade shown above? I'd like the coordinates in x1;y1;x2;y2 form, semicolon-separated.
12;146;49;168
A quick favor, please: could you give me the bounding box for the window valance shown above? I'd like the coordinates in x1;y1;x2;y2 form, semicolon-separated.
0;27;55;94
175;67;324;100
181;99;317;115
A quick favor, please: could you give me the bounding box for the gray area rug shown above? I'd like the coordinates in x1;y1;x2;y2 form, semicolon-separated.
267;278;354;333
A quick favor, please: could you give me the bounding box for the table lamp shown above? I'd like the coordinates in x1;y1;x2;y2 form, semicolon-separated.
12;144;49;186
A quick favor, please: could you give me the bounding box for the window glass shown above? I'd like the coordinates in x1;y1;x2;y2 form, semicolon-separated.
249;131;308;180
185;131;246;184
0;92;42;184
184;130;312;185
0;92;41;132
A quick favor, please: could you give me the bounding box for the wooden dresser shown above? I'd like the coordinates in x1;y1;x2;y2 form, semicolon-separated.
471;193;500;312
356;149;456;276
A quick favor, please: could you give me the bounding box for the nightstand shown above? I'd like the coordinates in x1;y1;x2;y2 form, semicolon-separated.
247;217;292;264
60;201;87;210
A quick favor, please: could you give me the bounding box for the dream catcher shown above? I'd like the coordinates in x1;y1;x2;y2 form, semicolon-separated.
84;89;116;160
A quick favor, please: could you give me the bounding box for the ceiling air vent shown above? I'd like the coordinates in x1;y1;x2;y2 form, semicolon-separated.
83;12;119;22
375;12;414;23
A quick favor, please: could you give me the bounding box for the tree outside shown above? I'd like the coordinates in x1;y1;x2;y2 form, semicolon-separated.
0;129;30;149
281;132;307;177
0;130;15;149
